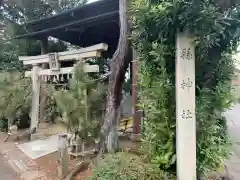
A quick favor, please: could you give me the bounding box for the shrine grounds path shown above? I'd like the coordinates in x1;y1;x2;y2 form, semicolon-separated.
225;103;240;178
0;153;19;180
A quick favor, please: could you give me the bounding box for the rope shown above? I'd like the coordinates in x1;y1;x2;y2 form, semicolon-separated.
40;72;111;86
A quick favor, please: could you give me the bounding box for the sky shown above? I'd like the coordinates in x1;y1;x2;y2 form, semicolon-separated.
88;0;99;3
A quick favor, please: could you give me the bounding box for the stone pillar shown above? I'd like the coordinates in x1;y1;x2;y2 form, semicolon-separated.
39;37;48;122
31;64;40;129
176;32;196;180
40;37;48;55
58;134;68;179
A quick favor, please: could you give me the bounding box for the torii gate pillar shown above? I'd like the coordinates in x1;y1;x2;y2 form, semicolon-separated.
31;64;41;129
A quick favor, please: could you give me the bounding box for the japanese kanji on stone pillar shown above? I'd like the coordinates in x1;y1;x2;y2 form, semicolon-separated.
176;32;196;180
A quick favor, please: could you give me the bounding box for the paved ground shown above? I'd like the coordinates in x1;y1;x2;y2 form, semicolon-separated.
225;104;240;155
0;153;19;180
225;104;240;179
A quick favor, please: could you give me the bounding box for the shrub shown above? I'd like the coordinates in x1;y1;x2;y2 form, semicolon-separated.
0;72;32;129
0;117;8;132
53;63;105;144
44;90;60;123
89;152;174;180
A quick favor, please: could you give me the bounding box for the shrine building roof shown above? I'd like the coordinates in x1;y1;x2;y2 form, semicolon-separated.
15;0;119;56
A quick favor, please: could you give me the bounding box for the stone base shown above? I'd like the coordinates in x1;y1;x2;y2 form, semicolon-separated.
30;132;47;141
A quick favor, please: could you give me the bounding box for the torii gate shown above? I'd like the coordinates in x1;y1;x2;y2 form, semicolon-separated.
19;43;108;130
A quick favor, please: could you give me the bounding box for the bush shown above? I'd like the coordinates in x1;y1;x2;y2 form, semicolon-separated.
89;152;174;180
53;63;105;144
0;72;32;129
0;117;8;132
44;90;60;123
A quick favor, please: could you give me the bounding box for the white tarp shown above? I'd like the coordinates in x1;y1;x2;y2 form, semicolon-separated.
17;135;59;159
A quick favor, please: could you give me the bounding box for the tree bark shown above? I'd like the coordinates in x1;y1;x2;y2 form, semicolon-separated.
97;0;131;154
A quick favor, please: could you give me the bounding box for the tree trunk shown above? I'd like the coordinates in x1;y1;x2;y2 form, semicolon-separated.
106;103;122;152
97;0;131;154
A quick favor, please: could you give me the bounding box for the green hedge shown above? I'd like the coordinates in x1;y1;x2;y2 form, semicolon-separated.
89;152;174;180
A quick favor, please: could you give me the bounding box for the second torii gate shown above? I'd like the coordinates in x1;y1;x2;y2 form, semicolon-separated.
19;43;108;130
